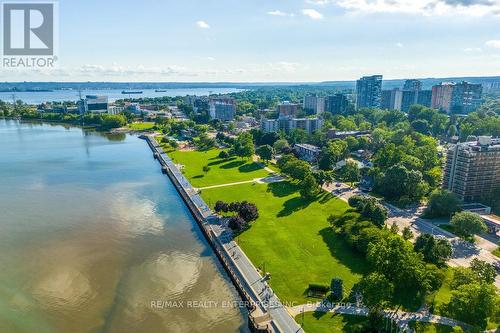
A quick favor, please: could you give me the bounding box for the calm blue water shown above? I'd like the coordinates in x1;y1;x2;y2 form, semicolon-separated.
0;119;247;333
0;88;243;104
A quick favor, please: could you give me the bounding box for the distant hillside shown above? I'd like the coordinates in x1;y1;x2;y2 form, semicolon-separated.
0;76;499;92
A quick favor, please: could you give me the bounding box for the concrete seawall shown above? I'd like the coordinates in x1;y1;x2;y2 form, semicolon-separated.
141;135;282;333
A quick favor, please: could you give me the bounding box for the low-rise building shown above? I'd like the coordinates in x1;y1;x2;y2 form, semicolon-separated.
295;143;321;162
327;129;371;139
108;105;125;115
81;95;108;114
261;116;323;134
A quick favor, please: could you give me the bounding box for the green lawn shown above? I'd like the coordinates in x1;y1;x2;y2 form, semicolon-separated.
493;247;500;258
169;149;270;188
127;122;155;131
426;268;453;314
408;321;458;333
294;312;369;333
200;181;368;304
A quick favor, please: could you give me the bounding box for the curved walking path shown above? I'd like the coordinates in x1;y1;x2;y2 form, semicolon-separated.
197;174;285;190
288;301;468;332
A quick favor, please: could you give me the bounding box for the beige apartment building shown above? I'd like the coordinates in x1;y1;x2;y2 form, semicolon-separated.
443;136;500;202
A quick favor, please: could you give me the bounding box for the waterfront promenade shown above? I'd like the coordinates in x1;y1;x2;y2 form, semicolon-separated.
142;136;303;333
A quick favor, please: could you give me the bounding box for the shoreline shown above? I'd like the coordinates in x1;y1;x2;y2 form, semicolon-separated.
141;135;302;333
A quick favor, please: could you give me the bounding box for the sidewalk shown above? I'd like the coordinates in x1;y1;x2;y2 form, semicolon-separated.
322;181;500;289
288;301;468;332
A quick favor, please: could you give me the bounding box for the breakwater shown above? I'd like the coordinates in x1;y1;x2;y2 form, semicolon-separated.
141;135;278;333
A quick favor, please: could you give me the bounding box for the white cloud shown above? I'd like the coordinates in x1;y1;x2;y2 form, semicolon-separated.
267;10;295;16
305;0;332;5
464;47;483;52
396;42;404;48
333;0;500;16
485;40;500;48
78;64;193;77
302;8;324;19
196;20;210;29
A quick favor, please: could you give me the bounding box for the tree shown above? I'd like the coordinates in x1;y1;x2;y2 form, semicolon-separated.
470;259;497;284
258;132;279;146
445;282;499;328
371;205;388;227
273;139;289;153
313;170;332;186
281;158;311;180
348;195;365;209
100;114;127;130
359;272;394;309
256;144;274;162
375;163;426;203
338;160;361;184
424;189;459;218
450;211;487;239
214;200;229;213
414;233;452;265
233;132;254;159
318;140;348;170
402;226;413;240
390;222;399;234
411;119;431;134
237;201;259;223
228;215;247;231
367;235;434;292
218;150;230;159
299;173;319;200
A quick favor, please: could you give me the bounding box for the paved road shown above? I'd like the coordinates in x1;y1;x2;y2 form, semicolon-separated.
323;181;500;289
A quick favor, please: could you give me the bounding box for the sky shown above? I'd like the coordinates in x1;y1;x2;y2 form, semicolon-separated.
2;0;500;82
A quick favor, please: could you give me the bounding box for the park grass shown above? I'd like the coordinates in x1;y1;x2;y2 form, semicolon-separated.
408;321;456;333
493;247;500;258
294;312;369;333
127;121;155;131
200;181;368;304
169;149;270;188
426;268;453;315
425;268;500;331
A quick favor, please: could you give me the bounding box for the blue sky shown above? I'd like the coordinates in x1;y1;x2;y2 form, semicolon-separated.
3;0;500;81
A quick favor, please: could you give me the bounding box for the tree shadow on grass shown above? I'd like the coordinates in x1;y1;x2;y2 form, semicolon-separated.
192;175;204;179
277;196;313;217
238;162;263;173
317;191;334;204
312;310;328;320
318;227;368;276
267;181;299;198
207;157;236;166
220;160;245;169
391;288;424;312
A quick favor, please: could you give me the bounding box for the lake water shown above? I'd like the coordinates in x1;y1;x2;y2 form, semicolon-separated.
0;88;243;105
0;119;247;333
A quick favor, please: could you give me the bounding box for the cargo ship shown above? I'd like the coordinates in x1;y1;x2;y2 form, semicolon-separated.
121;90;143;94
155;89;167;92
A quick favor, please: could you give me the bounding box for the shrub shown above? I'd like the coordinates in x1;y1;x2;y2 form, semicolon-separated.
218;150;230;159
308;283;330;293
